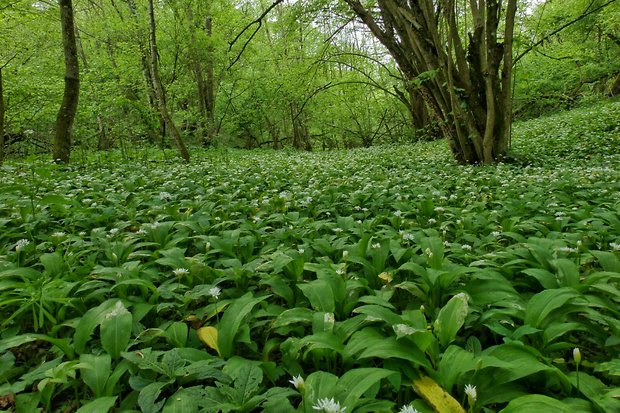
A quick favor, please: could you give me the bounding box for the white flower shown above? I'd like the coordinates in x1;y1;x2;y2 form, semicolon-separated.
464;383;477;404
342;250;349;259
558;246;577;253
398;405;420;413
461;244;472;251
428;218;437;224
105;301;130;319
289;374;304;390
159;191;172;200
15;239;30;251
333;227;343;233
336;267;346;276
491;231;501;237
52;231;66;238
371;243;381;249
425;247;433;258
173;268;190;277
610;242;620;251
312;397;346;413
298;248;305;254
573;347;581;364
208;286;221;299
434;207;445;213
324;312;335;326
393;324;416;336
394;210;403;217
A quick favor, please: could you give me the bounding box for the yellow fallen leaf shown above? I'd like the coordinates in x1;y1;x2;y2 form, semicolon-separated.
197;326;220;356
412;376;466;413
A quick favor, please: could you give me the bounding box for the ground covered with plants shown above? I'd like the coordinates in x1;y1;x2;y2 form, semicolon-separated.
1;101;620;413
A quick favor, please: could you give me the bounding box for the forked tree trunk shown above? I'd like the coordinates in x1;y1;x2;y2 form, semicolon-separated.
0;68;5;165
147;0;190;162
345;0;518;164
54;0;80;164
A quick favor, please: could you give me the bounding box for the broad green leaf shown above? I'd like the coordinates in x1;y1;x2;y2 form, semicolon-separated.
75;396;117;413
100;301;133;359
302;371;341;413
435;293;469;347
437;345;476;392
524;288;581;328
74;299;120;354
339;368;396;411
162;388;198;413
138;381;170;413
165;321;188;348
217;292;267;359
590;250;620;272
346;327;431;369
80;354;112;398
499;394;572;413
553;259;580;288
297;279;335;312
273;307;314;328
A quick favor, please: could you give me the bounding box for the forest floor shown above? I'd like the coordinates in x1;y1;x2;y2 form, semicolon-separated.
0;100;619;413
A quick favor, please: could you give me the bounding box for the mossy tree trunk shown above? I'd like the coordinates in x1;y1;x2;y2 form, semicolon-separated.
53;0;80;164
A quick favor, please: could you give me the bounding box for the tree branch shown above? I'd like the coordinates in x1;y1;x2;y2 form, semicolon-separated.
228;0;285;69
514;0;617;65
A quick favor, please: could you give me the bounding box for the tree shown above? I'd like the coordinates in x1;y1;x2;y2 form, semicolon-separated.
344;0;518;164
0;65;5;165
147;0;190;162
53;0;80;163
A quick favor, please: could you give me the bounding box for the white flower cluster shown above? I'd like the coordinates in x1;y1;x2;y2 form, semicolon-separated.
312;397;346;413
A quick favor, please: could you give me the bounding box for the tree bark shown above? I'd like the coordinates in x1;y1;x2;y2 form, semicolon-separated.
147;0;190;162
53;0;80;164
344;0;518;164
0;68;5;165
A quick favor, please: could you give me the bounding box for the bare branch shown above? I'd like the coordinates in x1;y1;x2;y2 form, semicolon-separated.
514;0;617;65
228;0;285;69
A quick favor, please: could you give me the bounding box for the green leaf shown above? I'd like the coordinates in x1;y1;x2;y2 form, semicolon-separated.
75;397;117;413
524;288;580;328
162;388;198;413
80;354;112;398
435;292;469;347
553;259;580;287
100;301;133;359
346;327;431;369
297;279;335;312
590;250;620;272
165;321;188;348
499;394;572;413
339;368;396;411
74;299;120;354
138;381;170;413
217;292;267;359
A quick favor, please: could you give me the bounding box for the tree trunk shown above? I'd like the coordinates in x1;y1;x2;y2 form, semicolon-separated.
124;0;164;145
0;68;5;165
187;6;216;145
290;101;312;151
53;0;80;164
344;0;518;164
147;0;190;162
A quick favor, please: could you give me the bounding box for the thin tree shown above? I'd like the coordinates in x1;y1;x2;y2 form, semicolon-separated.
344;0;518;164
147;0;190;162
0;67;5;165
53;0;80;163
